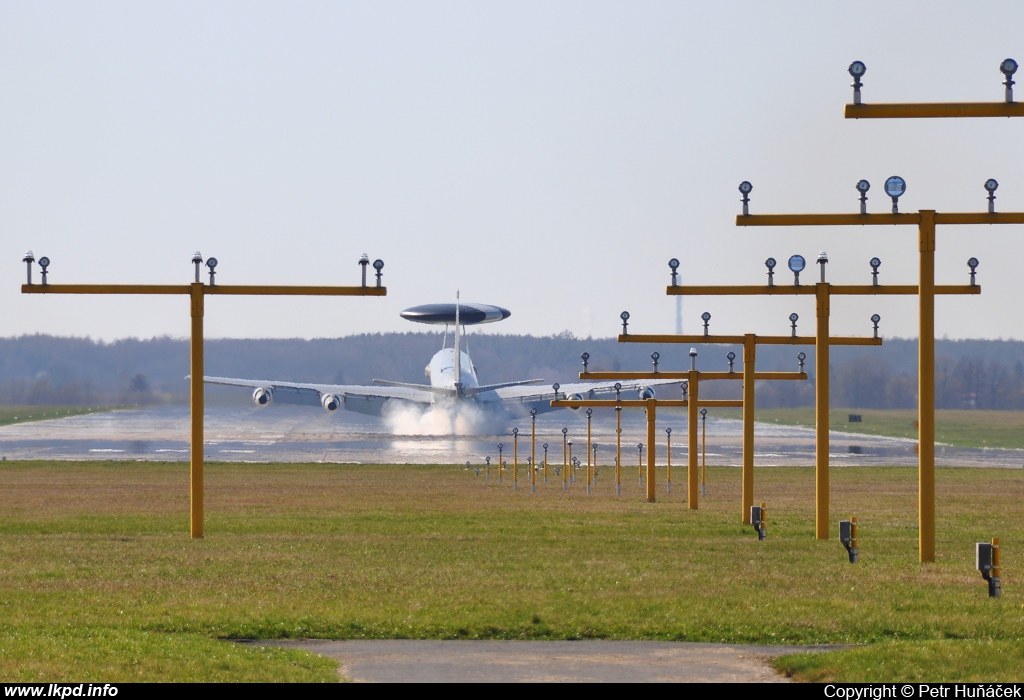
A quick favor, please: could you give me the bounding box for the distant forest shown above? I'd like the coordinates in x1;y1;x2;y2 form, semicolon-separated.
2;333;1024;410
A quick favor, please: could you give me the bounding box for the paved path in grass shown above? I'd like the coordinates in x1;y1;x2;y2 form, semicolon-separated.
262;640;832;683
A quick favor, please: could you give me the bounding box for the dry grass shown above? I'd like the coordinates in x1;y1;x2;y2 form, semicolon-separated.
1;460;1022;681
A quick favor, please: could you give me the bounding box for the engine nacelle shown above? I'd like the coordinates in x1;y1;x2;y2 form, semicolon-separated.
321;393;341;412
252;387;273;406
569;393;584;410
638;386;656;400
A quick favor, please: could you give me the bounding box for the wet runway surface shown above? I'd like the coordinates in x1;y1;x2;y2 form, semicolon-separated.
0;404;1021;467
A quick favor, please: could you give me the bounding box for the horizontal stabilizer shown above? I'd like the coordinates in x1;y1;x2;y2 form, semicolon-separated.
372;379;456;395
463;379;546;395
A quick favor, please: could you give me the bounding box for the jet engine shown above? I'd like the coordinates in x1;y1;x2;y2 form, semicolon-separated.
321;393;341;412
252;387;273;406
569;393;584;410
638;386;656;400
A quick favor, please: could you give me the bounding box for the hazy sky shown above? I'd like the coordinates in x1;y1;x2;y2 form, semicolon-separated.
3;1;1023;343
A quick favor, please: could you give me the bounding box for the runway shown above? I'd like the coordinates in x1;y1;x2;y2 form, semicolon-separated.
0;404;1021;468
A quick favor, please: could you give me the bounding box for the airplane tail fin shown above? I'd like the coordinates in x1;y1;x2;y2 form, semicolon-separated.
454;290;461;390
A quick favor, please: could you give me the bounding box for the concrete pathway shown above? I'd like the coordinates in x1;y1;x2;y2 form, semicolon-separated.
261;639;832;683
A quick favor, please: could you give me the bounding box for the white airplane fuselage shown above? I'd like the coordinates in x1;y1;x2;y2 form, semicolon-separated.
427;347;480;392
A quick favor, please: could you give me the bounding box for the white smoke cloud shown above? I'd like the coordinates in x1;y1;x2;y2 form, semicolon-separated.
382;401;507;436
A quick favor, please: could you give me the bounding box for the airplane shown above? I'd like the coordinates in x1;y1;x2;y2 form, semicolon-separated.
204;295;683;430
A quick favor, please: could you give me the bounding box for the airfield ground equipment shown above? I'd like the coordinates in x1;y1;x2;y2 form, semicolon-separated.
570;346;803;512
976;538;1002;598
839;518;859;563
20;251;385;539
751;503;767;541
838;58;1024;563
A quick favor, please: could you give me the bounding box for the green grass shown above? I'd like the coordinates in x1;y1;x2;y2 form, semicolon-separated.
1;460;1022;681
721;407;1024;449
0;405;113;427
774;640;1024;683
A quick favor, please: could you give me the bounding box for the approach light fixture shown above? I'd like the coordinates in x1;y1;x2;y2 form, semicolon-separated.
22;251;34;285
373;259;384;287
701;311;711;336
192;251;203;283
38;256;50;285
985;179;999;214
689;347;697;371
581;352;590;374
552;382;560;400
797;352;806;372
512;427;518;436
205;257;218;286
700;407;707;420
871;314;881;339
620;311;630;335
884;176;906;214
1001;59;1018;103
857;179;870;214
968;257;980;286
839;518;859;564
727;351;736;373
651;351;660;372
789;312;799;337
669;258;680;286
870;257;882;286
562;427;568;437
614;382;622;401
977;539;1002;598
817;251;828;282
849;60;866;104
788;254;806;285
739;181;753;215
359;254;369;286
765;257;777;286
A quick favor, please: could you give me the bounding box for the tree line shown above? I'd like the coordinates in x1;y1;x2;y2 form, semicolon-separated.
1;333;1024;409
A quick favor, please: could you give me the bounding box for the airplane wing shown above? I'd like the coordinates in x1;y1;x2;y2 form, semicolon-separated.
204;375;435;416
494;377;686;404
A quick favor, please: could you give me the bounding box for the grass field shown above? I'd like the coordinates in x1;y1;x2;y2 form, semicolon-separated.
0;406;111;428
718;407;1024;450
1;460;1021;682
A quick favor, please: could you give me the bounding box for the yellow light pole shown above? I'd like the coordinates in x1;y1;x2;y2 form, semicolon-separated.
512;428;519;491
665;426;672;494
20;253;385;539
582;349;807;516
844;58;1024;120
616;407;623;496
586;408;593;495
561;428;568;491
700;408;707;497
551;396;743;503
841;58;1024;561
733;210;1015;559
634;267;975;536
530;409;537;493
